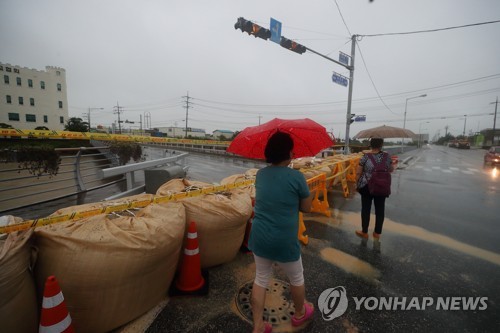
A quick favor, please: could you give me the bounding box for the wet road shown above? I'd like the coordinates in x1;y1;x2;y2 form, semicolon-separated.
147;145;500;333
5;146;500;332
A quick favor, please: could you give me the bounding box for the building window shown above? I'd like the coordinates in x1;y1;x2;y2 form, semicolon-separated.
16;77;21;86
6;95;11;104
40;81;45;89
8;113;20;121
30;98;35;106
56;70;61;76
60;116;64;124
57;83;62;91
3;75;9;84
0;65;3;70
26;114;36;122
6;67;11;72
44;115;48;123
18;96;24;105
28;79;33;88
58;101;63;108
14;68;19;73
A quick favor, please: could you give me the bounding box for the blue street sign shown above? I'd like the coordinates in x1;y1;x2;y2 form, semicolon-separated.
270;18;282;44
339;52;350;66
332;72;349;87
355;115;366;122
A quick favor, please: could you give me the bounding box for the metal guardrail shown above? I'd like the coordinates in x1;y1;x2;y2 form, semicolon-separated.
0;147;118;213
96;153;188;200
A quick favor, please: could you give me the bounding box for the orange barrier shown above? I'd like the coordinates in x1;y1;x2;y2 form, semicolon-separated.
298;173;330;245
39;275;75;333
174;221;206;294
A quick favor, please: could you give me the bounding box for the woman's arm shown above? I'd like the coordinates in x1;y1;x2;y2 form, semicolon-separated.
300;192;313;213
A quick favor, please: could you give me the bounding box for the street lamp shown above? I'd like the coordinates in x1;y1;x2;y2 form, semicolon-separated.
87;107;104;132
418;121;429;148
402;94;427;152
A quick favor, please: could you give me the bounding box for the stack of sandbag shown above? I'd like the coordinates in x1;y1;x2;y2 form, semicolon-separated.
156;178;213;197
34;202;185;333
220;168;258;199
49;193;154;218
0;215;38;333
156;179;253;268
291;157;332;180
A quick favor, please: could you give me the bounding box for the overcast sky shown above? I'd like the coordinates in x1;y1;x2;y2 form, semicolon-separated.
1;0;499;140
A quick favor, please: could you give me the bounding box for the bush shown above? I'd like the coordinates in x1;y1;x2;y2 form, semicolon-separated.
109;142;143;165
15;145;61;177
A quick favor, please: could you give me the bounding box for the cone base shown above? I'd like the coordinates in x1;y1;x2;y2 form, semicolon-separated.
170;269;209;297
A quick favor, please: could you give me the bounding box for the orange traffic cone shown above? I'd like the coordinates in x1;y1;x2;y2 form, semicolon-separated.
171;221;208;295
39;275;75;333
241;198;255;253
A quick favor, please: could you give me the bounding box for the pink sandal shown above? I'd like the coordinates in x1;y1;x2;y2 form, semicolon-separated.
291;302;314;327
263;322;272;333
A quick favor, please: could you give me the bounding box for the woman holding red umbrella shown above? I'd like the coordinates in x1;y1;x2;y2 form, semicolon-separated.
248;132;315;333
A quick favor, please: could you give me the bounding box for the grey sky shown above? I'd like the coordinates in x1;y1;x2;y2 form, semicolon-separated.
1;0;499;140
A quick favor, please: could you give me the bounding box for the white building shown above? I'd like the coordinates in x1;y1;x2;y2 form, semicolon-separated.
0;62;69;130
213;129;234;140
156;126;206;138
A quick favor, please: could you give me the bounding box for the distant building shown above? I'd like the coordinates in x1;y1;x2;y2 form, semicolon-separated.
213;129;234;140
156;126;206;138
0;62;69;130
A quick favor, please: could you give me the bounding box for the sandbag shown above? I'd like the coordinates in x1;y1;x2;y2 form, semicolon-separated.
156;178;212;197
220;173;256;199
156;178;253;268
178;190;253;268
0;227;38;333
34;203;185;333
49;193;154;218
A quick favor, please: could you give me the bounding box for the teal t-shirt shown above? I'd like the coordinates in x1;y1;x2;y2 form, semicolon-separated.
248;166;310;262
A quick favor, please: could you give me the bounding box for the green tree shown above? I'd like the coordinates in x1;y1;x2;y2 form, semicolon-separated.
64;117;88;132
0;123;13;128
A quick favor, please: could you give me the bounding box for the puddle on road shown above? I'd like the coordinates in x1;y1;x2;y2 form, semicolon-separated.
309;210;500;266
319;247;381;285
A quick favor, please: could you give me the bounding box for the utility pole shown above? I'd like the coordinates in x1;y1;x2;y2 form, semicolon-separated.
258;114;262;125
492;96;498;145
445;125;449;137
463;114;467;137
182;92;192;139
113;102;124;134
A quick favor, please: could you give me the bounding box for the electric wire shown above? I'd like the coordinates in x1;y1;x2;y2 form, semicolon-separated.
359;20;500;37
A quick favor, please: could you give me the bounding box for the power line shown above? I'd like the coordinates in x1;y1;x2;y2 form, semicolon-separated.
359;19;500;37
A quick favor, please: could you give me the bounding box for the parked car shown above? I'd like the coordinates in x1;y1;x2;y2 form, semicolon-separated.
484;146;500;165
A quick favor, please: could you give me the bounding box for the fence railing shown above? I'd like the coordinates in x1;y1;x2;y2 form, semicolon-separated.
0;147;120;213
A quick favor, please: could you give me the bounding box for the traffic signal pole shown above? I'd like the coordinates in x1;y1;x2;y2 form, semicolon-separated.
234;17;357;153
306;35;356;153
344;35;356;154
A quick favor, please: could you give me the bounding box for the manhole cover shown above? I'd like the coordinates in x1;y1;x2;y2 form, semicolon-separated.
235;279;296;329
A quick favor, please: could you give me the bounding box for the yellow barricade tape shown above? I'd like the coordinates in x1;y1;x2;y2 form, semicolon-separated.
0;179;256;234
1;128;230;146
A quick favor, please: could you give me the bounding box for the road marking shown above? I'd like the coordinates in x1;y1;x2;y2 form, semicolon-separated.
462;170;474;175
467;168;479;172
442;169;453;173
449;167;459;171
432;166;441;169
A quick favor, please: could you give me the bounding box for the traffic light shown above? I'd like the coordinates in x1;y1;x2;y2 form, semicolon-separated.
280;37;306;54
234;17;271;40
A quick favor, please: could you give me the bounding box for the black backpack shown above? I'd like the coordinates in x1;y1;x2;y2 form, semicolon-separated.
366;153;391;197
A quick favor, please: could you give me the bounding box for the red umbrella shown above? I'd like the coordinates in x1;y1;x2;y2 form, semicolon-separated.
227;118;334;159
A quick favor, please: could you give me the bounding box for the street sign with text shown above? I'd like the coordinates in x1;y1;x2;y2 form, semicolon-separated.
270;18;282;44
339;52;350;66
332;72;349;87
